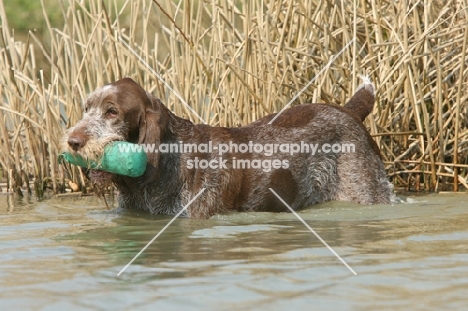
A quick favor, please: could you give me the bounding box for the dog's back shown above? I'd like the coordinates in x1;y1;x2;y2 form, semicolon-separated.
202;78;394;215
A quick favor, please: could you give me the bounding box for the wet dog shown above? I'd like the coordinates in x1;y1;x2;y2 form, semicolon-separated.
63;77;393;218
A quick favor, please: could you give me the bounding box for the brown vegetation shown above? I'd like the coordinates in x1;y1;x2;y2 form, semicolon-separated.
0;0;467;197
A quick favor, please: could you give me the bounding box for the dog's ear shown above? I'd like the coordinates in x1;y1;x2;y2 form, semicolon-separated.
137;94;170;176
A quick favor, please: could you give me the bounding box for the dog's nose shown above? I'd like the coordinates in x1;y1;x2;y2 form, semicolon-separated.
67;133;87;151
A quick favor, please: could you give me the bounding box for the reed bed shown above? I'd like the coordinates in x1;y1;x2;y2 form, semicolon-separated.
0;0;467;197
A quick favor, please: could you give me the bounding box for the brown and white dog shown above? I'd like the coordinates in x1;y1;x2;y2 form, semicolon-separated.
63;77;393;218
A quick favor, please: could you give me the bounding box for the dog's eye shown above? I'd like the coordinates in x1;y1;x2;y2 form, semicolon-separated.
105;108;118;117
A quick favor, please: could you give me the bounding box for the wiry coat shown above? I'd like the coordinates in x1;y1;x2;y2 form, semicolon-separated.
64;78;393;219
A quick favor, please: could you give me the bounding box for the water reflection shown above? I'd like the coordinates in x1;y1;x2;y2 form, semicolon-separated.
0;193;467;310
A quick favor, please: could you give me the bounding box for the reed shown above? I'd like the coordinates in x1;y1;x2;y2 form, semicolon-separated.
0;0;467;196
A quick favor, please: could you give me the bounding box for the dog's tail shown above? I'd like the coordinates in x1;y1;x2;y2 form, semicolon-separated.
343;75;375;122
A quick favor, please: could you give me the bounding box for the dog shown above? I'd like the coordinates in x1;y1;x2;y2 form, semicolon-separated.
63;77;393;218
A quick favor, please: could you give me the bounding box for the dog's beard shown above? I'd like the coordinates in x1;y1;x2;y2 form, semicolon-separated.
62;117;127;161
89;170;115;210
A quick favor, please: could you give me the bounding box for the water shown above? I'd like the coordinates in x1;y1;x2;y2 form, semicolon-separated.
1;193;467;310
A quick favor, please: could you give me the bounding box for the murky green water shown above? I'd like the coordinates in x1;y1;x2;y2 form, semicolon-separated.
1;193;467;310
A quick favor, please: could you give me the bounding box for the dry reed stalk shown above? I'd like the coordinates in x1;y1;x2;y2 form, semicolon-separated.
0;0;467;197
453;22;468;191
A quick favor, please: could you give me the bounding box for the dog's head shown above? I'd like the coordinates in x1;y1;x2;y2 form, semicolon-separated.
63;78;171;182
